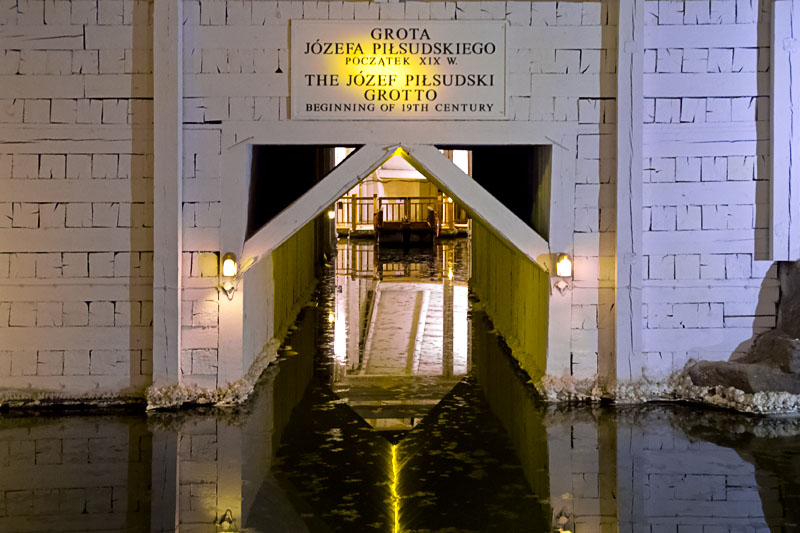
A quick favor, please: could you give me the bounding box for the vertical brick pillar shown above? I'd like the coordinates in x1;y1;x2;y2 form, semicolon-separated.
152;0;183;388
615;0;644;383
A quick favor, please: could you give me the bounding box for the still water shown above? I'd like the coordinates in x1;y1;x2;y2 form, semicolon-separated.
0;239;799;532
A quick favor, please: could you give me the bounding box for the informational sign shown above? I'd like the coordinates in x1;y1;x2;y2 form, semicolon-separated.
290;21;506;120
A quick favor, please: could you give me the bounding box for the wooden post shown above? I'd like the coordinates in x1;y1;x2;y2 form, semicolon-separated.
448;200;455;230
350;195;357;231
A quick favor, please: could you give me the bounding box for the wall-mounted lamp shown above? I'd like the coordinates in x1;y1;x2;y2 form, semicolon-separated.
556;253;572;277
327;209;336;219
218;508;237;531
552;507;574;533
220;252;238;300
553;253;573;295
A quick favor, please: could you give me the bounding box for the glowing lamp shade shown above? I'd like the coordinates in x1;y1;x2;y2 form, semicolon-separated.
327;209;336;219
221;253;238;277
556;254;572;278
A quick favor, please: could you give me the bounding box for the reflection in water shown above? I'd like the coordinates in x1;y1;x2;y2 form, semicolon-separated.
331;240;470;438
1;238;800;531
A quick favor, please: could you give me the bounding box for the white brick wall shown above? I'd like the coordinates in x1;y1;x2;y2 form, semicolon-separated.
641;0;776;377
0;0;780;396
0;0;154;396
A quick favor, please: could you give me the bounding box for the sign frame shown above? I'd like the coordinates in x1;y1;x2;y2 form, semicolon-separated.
289;20;508;121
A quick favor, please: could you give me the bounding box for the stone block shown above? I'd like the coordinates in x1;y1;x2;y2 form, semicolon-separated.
89;350;127;376
0;98;24;122
66;203;92;227
39;203;65;228
12;154;38;178
44;0;71;24
92;202;119;227
45;50;71;75
0;350;10;376
89;252;114;277
12;202;38;228
5;490;33;515
191;348;218;374
85;486;112;513
92;154;118;178
194;252;218;277
71;0;97;23
0;50;20;74
63;301;89;326
66;154;92;178
64;350;90;375
24;99;50;123
19;50;47;75
11;350;37;376
649;254;675;280
701;157;727;181
651;206;677;231
101;98;127;123
655;98;680;123
708;48;733;72
36;253;62;278
62;252;88;277
88;301;114;326
37;301;62;326
10;253;36;278
657;48;682;73
98;0;123;24
37;350;63;376
226;0;251;24
705;97;731;122
10;302;36;326
725;253;751;279
731;96;756;122
76;99;102;123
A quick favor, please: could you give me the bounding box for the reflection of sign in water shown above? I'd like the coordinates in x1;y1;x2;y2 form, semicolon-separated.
290;21;506;120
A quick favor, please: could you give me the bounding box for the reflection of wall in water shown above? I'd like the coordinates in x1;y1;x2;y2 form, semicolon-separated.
0;417;151;531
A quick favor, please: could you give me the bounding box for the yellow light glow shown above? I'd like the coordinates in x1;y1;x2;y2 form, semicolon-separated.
447;197;453;203
221;253;237;277
322;31;441;113
327;209;336;219
556;254;572;278
390;444;400;533
447;267;453;281
328;312;335;323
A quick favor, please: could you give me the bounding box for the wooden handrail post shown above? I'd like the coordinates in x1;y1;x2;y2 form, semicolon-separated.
351;195;357;231
448;199;455;230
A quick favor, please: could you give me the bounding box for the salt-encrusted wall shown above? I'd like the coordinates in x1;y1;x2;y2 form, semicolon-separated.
0;1;155;398
5;0;780;400
640;0;778;377
180;0;617;390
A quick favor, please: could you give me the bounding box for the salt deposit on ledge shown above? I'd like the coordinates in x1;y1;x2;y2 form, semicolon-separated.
535;360;800;416
145;338;283;409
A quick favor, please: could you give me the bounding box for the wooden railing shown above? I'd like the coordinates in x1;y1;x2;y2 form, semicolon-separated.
335;195;468;231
